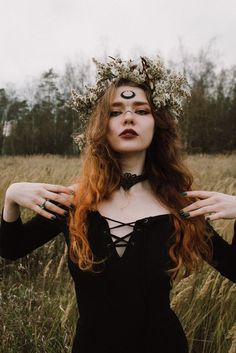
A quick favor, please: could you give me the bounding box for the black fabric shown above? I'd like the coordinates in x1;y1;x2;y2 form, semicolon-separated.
120;172;147;191
103;216;135;249
1;210;236;353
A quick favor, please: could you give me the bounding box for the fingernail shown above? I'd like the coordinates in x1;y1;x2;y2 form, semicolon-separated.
179;211;190;218
206;217;210;221
70;190;75;195
69;204;75;209
51;215;57;221
178;209;185;214
64;210;69;216
180;192;187;196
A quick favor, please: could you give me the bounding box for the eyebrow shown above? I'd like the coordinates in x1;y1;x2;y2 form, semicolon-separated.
110;101;150;108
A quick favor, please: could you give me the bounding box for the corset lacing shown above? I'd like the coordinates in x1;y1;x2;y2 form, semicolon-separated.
104;216;136;250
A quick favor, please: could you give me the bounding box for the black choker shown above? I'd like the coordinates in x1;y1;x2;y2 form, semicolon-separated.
120;172;147;191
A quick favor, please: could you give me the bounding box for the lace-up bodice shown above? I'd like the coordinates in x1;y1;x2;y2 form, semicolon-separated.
103;216;136;257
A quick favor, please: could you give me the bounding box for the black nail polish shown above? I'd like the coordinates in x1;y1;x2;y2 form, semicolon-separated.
180;192;187;196
64;210;69;216
179;211;190;218
178;210;187;216
69;204;75;209
51;215;57;221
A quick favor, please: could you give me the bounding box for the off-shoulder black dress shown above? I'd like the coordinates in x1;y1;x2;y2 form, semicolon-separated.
1;211;236;353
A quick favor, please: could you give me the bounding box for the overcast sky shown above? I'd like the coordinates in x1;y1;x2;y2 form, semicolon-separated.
0;0;235;87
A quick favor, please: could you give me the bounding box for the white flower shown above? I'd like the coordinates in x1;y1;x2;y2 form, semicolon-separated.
70;56;191;149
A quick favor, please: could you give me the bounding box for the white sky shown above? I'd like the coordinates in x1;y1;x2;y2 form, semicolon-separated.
0;0;235;87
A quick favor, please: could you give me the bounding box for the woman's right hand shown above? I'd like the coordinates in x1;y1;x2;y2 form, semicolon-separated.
4;182;75;221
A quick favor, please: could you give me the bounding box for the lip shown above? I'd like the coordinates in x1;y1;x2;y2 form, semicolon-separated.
119;129;138;137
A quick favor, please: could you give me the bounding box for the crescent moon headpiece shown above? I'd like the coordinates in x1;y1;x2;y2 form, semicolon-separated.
70;56;191;150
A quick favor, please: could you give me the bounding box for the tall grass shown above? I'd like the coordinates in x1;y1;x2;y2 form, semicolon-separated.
0;154;236;353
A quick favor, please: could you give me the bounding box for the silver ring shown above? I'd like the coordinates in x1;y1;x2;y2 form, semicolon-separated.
39;199;48;210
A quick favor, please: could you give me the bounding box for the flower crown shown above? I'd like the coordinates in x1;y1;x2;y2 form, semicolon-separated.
70;56;191;149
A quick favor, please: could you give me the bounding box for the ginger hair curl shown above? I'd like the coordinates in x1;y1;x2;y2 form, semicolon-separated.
69;79;213;281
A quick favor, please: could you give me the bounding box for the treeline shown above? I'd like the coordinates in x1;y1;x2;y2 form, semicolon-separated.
0;61;91;155
0;54;236;155
181;56;236;153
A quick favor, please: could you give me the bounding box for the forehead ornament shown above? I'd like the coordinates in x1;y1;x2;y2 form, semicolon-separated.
121;90;136;99
71;56;191;150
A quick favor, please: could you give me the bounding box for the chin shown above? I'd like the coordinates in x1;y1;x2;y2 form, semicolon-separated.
111;145;149;154
108;138;152;154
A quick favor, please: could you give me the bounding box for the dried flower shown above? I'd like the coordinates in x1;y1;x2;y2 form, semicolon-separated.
70;56;191;149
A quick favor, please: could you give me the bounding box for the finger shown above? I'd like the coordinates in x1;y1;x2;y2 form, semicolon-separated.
183;199;215;213
43;184;74;195
181;190;215;199
206;209;235;220
32;197;69;219
41;200;70;216
68;183;77;193
31;203;60;220
206;212;225;221
44;191;74;208
58;192;74;203
180;205;219;218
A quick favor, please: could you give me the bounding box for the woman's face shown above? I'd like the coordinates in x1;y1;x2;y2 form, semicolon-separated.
106;86;155;154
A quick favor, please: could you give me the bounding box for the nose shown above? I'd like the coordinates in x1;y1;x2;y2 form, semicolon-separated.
123;110;134;124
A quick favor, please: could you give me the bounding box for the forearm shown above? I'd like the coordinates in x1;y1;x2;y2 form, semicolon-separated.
0;212;65;260
207;221;236;283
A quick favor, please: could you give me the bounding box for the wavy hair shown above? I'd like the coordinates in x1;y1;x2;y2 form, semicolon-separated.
69;79;214;281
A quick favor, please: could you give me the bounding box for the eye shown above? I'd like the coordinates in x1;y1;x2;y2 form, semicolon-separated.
110;111;121;117
136;110;150;115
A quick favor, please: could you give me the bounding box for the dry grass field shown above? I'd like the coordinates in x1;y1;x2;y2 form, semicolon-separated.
0;154;236;353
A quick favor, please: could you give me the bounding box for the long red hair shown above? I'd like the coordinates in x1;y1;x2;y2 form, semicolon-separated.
69;79;213;281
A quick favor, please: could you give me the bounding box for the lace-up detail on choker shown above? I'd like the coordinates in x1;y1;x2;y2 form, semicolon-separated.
104;216;136;258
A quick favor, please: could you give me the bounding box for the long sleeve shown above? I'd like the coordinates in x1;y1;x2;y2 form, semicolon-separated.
206;221;236;283
0;212;65;260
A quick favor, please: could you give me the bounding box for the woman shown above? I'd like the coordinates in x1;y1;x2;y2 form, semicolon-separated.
1;57;236;353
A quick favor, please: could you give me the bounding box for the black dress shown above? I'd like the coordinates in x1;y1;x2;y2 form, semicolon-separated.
0;210;236;353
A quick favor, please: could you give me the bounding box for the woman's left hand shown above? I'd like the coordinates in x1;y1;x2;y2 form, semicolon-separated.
180;191;236;220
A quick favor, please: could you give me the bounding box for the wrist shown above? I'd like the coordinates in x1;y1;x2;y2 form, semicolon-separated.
4;193;18;209
5;184;19;207
2;202;20;222
3;188;20;222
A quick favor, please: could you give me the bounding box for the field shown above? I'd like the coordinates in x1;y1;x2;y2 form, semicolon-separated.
0;154;236;353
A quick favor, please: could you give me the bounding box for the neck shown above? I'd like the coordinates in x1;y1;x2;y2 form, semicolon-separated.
119;151;146;175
